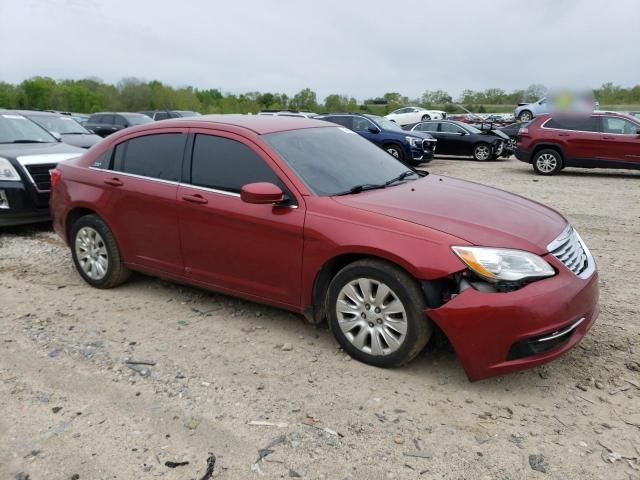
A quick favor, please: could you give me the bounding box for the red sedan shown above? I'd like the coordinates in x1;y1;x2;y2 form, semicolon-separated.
50;115;599;381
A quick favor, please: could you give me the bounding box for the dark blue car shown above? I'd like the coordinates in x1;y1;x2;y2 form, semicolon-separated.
314;113;436;166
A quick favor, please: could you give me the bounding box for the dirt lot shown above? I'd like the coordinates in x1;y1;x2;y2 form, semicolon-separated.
1;157;639;480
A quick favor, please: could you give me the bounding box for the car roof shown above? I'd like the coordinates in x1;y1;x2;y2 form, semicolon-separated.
90;112;149;116
144;114;335;135
12;109;62;117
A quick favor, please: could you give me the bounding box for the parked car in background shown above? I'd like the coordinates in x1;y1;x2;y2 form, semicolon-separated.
516;112;640;175
139;110;201;121
405;120;509;161
257;110;318;119
498;120;532;140
627;111;640;120
385;107;446;125
50;114;599;381
0;110;83;226
17;110;102;149
315;112;436;165
84;112;153;137
514;98;551;122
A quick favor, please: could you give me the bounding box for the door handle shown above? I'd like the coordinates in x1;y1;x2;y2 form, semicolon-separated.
182;193;208;205
602;135;616;140
103;178;123;187
557;133;570;137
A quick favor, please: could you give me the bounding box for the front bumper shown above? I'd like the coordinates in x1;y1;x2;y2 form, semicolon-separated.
427;258;599;381
0;180;51;226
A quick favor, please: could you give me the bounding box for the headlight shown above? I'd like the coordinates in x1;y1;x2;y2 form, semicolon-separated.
0;157;21;181
451;246;555;283
405;136;423;148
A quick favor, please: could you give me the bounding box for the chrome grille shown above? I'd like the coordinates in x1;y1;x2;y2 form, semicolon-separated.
547;225;594;278
24;163;57;192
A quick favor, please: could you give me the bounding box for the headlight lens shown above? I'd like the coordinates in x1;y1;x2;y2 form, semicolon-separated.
405;136;422;148
451;246;555;283
0;157;21;181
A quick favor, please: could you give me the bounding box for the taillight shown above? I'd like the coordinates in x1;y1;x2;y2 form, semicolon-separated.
50;168;62;190
519;127;529;136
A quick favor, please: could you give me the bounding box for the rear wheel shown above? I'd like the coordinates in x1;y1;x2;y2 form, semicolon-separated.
384;144;405;162
327;259;432;368
421;114;431;121
473;143;492;161
518;110;533;122
532;149;563;175
70;214;131;288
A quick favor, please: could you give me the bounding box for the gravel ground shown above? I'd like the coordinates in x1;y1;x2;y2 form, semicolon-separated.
1;156;639;480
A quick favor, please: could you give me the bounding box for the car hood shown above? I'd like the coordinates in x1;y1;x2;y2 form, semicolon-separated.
332;175;566;254
60;133;102;149
0;142;84;161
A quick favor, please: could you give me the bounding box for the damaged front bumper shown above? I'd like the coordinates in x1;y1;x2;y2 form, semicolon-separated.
426;257;599;381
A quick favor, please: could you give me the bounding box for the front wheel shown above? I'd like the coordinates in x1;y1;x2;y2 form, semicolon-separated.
473;143;492;161
384;144;405;162
532;149;563;175
70;214;131;288
327;259;433;368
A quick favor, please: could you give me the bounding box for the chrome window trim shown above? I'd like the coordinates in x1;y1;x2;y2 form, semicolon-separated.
88;167;298;207
540;118;599;134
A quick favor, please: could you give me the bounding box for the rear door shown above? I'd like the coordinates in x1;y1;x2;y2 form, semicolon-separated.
542;116;601;162
598;116;640;166
177;130;305;307
93;129;187;275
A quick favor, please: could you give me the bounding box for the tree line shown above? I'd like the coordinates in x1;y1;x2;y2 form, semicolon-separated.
0;77;638;115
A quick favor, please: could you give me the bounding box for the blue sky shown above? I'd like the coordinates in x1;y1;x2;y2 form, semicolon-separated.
1;0;639;100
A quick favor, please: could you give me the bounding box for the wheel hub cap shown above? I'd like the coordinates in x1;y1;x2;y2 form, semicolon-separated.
537;153;557;173
75;226;109;280
336;278;408;356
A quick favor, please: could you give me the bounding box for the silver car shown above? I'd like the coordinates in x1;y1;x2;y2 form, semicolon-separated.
514;98;551;122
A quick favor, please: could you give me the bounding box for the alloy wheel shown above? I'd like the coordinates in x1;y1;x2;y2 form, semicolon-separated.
336;278;408;356
536;153;557;173
75;226;109;280
386;147;400;158
474;144;491;161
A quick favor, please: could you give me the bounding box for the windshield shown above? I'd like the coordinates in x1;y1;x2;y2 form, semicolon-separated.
29;115;89;134
264;127;411;196
367;115;403;132
124;114;154;125
0;114;57;143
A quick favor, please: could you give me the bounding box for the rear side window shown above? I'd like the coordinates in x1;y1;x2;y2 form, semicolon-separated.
190;134;284;193
544;116;599;132
113;133;186;181
88;114;103;124
324;116;353;129
602;117;638;135
414;122;437;132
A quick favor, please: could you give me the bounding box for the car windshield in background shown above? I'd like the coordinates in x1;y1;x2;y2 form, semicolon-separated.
264;127;411;196
176;111;201;117
464;124;482;134
29;116;89;135
369;115;403;132
125;114;154;125
0;114;57;143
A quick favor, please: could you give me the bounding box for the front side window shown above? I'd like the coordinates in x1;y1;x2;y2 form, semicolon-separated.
352;116;374;132
113;133;185;181
414;122;437;133
441;122;465;134
602;117;638;135
190;134;284;193
155;112;169;121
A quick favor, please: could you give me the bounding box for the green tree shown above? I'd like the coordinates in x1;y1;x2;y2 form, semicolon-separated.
290;88;317;111
420;90;452;105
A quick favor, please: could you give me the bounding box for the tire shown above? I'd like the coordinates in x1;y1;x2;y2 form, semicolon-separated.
70;214;131;288
518;110;533;122
327;259;433;368
532;149;563;175
421;114;431;121
472;143;492;161
384;144;405;162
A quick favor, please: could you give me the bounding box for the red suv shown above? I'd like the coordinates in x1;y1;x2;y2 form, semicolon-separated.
50;115;599;381
516;111;640;175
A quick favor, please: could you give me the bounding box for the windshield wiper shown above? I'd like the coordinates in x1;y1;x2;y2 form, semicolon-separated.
333;183;388;196
3;139;53;144
384;169;429;186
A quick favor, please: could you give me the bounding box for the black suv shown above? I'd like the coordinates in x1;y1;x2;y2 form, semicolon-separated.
139;110;201;121
84;112;153;137
0;110;83;226
315;113;436;166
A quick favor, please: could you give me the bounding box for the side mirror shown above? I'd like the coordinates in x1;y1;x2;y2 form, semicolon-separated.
240;182;285;204
368;126;380;134
51;131;62;142
457;131;466;136
636;127;640;135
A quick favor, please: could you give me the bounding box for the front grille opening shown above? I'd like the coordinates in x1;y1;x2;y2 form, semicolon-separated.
549;228;589;276
506;318;583;361
25;163;57;191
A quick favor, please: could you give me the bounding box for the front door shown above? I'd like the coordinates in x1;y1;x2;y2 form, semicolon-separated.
178;130;305;308
598;116;640;166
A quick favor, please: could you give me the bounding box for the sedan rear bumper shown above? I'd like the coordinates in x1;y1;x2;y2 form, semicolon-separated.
427;262;599;381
